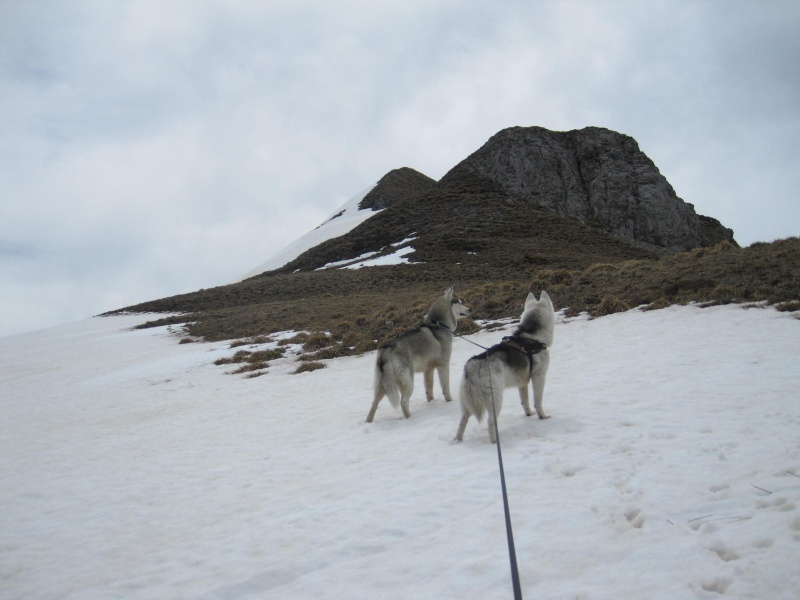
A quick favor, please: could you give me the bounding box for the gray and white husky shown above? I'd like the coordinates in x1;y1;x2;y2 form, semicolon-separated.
455;291;555;443
366;287;471;422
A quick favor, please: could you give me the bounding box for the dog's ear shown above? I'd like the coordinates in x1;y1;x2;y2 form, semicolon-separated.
539;290;553;308
443;287;454;300
524;292;536;308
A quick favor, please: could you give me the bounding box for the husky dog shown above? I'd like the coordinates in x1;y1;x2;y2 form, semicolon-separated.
455;291;555;443
366;287;471;422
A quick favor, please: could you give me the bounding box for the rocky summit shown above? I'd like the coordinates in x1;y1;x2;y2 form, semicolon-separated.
444;126;735;254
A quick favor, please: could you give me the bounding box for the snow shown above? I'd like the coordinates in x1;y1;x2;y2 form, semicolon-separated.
317;236;418;270
1;303;799;599
341;245;415;269
237;185;379;280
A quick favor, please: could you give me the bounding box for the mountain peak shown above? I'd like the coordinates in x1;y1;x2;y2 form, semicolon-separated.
444;125;735;253
250;125;736;276
357;167;436;211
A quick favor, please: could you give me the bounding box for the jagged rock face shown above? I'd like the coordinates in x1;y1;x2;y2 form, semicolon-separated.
446;126;735;253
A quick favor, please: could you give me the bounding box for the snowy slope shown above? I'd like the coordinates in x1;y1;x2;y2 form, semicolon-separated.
1;304;799;599
237;185;379;280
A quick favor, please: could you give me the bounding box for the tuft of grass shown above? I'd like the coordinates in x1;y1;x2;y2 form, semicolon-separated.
775;300;800;313
303;332;333;351
710;284;737;305
214;350;252;365
294;361;326;374
300;346;356;361
641;297;672;312
230;362;269;374
592;296;631;318
278;332;309;346
230;335;273;348
214;348;285;376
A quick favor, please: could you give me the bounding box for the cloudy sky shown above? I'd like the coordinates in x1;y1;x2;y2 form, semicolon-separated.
1;1;798;337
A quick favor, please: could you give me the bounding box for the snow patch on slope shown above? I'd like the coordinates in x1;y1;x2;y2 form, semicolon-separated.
237;184;379;280
316;235;418;270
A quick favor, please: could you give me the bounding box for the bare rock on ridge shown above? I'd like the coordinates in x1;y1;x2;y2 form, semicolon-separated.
358;167;436;211
444;126;735;253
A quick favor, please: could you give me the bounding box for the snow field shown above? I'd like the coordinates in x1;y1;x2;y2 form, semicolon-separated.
1;303;798;599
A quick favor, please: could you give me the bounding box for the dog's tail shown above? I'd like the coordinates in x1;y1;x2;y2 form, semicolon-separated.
375;349;401;409
460;359;489;422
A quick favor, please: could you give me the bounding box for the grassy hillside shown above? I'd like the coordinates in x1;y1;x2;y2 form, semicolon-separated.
107;166;799;366
111;234;800;363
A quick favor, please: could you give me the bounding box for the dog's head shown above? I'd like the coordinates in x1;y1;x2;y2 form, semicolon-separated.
444;287;472;320
516;291;555;346
427;287;471;330
524;290;554;312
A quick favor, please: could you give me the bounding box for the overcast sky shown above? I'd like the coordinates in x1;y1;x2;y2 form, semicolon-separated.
1;1;798;337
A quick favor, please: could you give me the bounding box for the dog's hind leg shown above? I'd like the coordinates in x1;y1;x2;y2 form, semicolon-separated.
398;372;414;418
454;411;470;441
399;390;412;418
532;380;549;419
531;351;550;420
424;367;435;402
366;384;386;423
487;408;497;444
518;385;533;417
436;363;454;402
486;380;504;444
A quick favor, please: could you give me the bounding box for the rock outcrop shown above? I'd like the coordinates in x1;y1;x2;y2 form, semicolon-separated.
443;126;735;253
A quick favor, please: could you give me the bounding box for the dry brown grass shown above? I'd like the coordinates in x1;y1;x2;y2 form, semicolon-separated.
776;300;800;312
214;348;285;376
293;361;326;374
592;297;631;318
114;237;799;360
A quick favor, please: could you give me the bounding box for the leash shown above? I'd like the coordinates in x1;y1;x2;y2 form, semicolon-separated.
433;321;524;600
487;366;524;600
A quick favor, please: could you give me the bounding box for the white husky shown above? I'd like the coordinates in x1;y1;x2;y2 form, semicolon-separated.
366;287;471;422
455;291;555;443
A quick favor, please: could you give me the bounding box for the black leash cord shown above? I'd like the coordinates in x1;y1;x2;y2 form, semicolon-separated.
488;361;524;600
448;325;523;600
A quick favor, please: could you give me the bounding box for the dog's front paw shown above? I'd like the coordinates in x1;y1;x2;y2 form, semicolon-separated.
538;413;550;420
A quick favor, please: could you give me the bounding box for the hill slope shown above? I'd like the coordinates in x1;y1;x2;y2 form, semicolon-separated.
105;125;798;348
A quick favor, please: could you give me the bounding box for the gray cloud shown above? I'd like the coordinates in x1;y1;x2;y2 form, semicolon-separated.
1;0;798;336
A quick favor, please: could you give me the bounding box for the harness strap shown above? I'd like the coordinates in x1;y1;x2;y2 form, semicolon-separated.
426;319;454;333
501;336;547;373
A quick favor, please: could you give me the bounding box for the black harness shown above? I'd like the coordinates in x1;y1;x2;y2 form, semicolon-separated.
428;321;546;372
498;335;547;373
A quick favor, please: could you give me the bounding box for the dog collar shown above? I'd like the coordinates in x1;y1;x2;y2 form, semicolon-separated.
427;320;454;333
